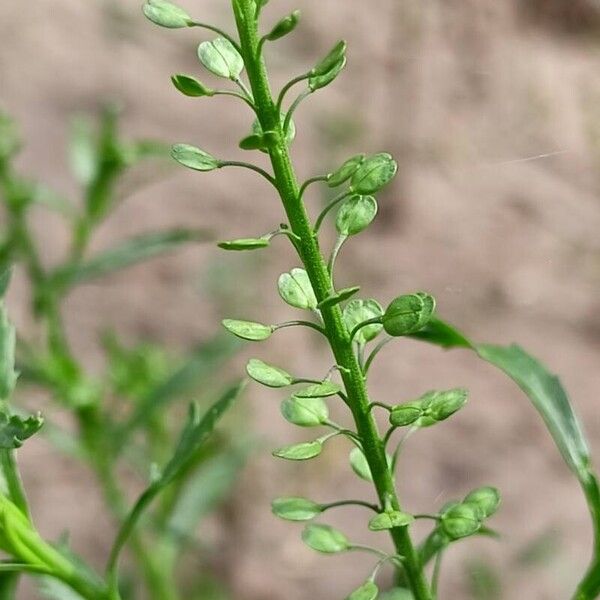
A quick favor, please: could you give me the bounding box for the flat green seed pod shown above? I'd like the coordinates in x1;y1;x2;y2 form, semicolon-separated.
222;319;272;341
312;40;347;77
265;10;301;41
389;401;423;427
309;57;347;92
382;293;435;337
272;440;322;460
350;152;398;194
171;144;220;171
281;395;329;427
198;37;244;80
368;510;415;531
343;299;384;344
349;447;372;482
252;114;296;148
327;154;365;188
278;268;317;310
336;195;378;236
171;74;214;97
246;358;294;387
301;524;350;554
426;388;468;422
271;497;322;521
463;486;500;519
441;503;481;540
143;0;192;28
294;381;341;398
347;581;379;600
218;238;270;251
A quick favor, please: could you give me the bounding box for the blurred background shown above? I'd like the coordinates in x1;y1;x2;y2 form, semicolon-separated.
1;0;600;598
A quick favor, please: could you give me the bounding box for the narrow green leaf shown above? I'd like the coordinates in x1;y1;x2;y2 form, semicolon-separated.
281;395;328;427
272;440;322;461
171;144;220;171
408;317;473;349
302;523;350;554
218;238;270;251
222;319;273;341
317;286;361;310
350;153;398;195
271;497;322;521
246;358;294;388
50;229;205;291
198;38;244;80
347;580;379;600
171;74;215;97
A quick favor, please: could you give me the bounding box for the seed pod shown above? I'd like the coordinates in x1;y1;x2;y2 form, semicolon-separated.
327;154;365;188
171;144;220;171
368;510;414;531
294;381;341;398
312;40;347;77
463;486;500;519
265;10;301;41
382;293;435;337
302;524;350;554
142;0;192;28
426;388;468;422
198;37;244;80
171;74;214;97
246;359;294;388
350;153;397;195
273;440;322;461
441;503;481;540
281;395;329;427
347;581;379;600
252;114;296;147
343;299;384;344
272;497;322;521
278;268;317;310
389;401;423;427
336;195;378;236
218;238;270;251
309;57;346;92
222;319;273;341
317;286;361;310
349;447;373;482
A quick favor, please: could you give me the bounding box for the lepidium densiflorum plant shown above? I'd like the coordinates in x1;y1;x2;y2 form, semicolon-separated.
144;1;600;598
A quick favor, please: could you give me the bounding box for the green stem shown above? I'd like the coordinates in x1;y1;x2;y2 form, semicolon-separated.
230;2;432;598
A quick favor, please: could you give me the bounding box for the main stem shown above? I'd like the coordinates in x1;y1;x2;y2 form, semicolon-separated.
230;2;432;598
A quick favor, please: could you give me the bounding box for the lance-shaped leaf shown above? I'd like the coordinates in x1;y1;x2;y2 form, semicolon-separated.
336;195;378;236
272;497;322;521
409;317;473;349
222;319;273;341
278;268;317;310
264;10;301;41
302;523;350;554
198;38;244;80
171;144;220;171
142;0;193;29
246;359;294;388
281;395;328;427
350;153;398;195
318;286;360;310
327;154;365;188
171;74;215;97
50;229;206;290
347;581;379;600
107;384;243;575
382;293;435;337
272;440;322;461
343;299;384;344
0;410;43;450
218;238;270;251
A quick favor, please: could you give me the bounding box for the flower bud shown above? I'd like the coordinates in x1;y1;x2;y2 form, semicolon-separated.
389;401;423;427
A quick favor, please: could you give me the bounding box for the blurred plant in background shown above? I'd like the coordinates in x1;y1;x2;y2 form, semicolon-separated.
0;108;247;599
